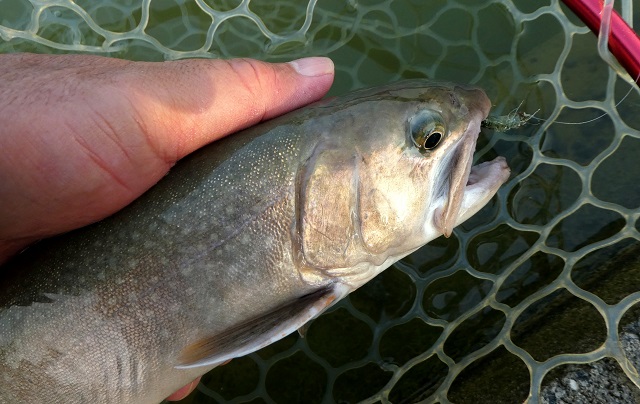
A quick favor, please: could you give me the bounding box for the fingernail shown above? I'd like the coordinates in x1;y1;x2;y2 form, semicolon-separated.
288;57;334;77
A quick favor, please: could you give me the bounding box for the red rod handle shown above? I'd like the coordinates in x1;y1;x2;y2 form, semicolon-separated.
561;0;640;83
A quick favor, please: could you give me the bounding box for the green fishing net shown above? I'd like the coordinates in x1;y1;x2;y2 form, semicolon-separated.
2;0;640;402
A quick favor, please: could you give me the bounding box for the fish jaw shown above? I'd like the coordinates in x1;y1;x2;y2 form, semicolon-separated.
430;87;509;238
431;156;510;239
434;115;480;238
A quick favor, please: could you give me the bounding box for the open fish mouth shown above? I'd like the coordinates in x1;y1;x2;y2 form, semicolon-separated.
434;117;510;237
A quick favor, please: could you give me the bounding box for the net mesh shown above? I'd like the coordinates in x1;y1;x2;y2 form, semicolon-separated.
2;0;640;402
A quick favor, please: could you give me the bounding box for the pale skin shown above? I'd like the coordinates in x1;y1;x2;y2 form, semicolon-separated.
0;53;334;400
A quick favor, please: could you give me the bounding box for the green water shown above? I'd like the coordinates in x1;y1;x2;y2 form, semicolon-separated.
2;0;640;402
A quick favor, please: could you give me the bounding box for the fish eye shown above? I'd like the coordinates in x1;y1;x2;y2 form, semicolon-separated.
410;111;446;152
422;130;443;149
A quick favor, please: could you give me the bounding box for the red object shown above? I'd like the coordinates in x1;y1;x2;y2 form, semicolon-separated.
561;0;640;83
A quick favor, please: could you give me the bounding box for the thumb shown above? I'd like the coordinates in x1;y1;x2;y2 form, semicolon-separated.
128;57;335;162
0;55;333;263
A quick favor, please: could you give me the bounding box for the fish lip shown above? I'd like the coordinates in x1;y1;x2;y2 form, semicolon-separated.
434;111;483;237
465;157;510;190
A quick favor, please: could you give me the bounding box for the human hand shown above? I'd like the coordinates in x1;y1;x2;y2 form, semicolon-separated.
0;53;334;265
0;53;334;400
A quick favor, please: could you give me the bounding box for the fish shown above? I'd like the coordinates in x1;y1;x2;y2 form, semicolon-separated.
0;79;510;403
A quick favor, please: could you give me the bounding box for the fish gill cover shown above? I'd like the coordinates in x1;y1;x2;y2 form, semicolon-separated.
1;0;640;402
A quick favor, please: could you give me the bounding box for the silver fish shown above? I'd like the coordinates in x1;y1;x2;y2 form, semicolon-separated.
0;80;510;403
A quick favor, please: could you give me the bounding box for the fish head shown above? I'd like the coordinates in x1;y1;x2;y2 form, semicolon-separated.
298;80;510;286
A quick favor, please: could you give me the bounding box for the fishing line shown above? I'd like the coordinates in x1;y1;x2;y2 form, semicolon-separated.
483;0;639;131
482;78;637;130
528;78;638;126
548;0;639;126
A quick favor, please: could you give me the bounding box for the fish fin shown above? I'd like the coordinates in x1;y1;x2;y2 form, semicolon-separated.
176;285;340;369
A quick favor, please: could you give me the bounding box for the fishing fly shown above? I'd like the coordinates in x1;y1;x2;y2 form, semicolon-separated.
481;102;539;131
482;76;638;132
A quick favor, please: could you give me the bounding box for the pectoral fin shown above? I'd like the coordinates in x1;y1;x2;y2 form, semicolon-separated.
176;285;340;369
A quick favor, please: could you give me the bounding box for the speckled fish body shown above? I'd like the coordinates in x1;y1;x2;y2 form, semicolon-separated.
0;80;509;403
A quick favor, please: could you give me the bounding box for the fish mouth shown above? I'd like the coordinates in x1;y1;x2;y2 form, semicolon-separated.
433;115;510;237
